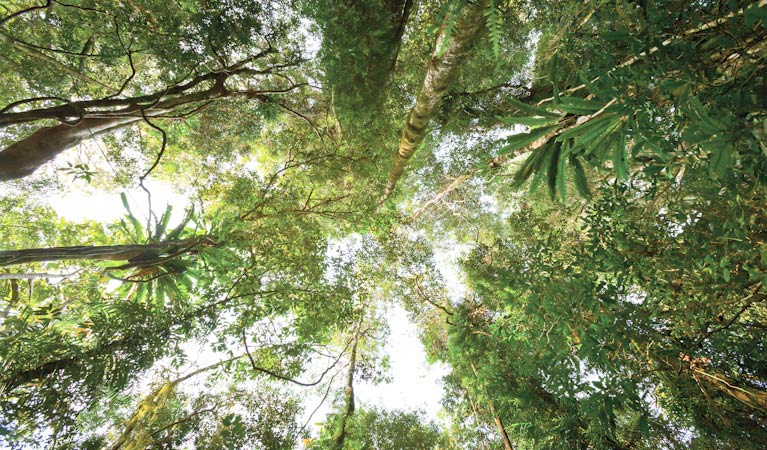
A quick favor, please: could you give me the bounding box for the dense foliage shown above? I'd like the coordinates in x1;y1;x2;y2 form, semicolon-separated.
1;0;766;449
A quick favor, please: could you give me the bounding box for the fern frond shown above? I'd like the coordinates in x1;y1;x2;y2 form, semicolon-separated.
484;0;502;58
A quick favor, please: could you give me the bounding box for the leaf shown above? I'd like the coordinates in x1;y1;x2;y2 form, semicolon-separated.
512;140;556;188
612;126;629;180
498;116;560;127
557;113;615;143
547;142;562;200
707;142;732;179
505;96;561;118
556;143;569;202
154;205;173;240
498;125;559;157
570;155;592;199
120;192;145;243
638;414;650;436
556;96;604;114
745;4;767;27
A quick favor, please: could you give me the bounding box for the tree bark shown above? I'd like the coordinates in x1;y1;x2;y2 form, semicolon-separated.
0;237;204;266
379;0;487;204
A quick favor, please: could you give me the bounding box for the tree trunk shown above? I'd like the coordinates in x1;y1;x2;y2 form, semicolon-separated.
0;117;139;180
333;329;359;450
470;361;514;450
0;81;228;181
0;238;203;266
379;0;487;203
0;53;285;180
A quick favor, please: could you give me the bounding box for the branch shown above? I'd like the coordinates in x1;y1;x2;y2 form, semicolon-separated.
0;0;51;27
139;110;168;181
242;330;351;387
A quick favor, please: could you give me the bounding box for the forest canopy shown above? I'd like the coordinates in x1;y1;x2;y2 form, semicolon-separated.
1;0;767;448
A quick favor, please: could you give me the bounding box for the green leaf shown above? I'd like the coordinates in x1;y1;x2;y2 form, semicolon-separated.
120;192;146;243
612;126;629;180
745;4;767;26
556;144;569;202
498;125;559;157
154;205;173;240
513;140;555;187
498;116;560;127
708;143;732;179
638;414;650;436
557;113;616;143
570;155;592;199
505;96;561;118
556;97;604;114
547;142;562;200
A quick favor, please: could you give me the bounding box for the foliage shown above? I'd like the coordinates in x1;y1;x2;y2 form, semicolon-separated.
2;0;767;449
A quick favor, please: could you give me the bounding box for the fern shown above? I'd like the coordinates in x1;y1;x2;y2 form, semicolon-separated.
436;0;466;57
484;0;502;58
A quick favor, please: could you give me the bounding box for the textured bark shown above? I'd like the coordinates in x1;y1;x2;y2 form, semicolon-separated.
380;0;487;203
0;238;203;266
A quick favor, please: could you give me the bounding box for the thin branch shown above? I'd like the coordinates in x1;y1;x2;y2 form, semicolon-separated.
242;330;352;387
0;270;82;280
266;97;323;139
0;0;51;27
0;96;70;114
296;371;340;440
103;270;176;284
107;16;136;99
414;279;453;316
138;110;167;224
149;406;217;438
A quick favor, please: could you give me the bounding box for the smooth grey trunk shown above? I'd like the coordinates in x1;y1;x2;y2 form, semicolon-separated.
0;117;139;180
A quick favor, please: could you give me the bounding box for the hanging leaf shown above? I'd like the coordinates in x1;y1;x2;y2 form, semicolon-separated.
547;142;562;200
154;205;173;241
557;113;616;143
120;192;146;243
556;144;570;202
612;125;629;180
512;143;549;188
556;96;604;114
570;155;592;199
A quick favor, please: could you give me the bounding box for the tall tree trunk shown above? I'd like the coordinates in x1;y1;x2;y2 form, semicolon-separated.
333;328;360;450
0;237;205;266
109;355;242;450
379;0;487;204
